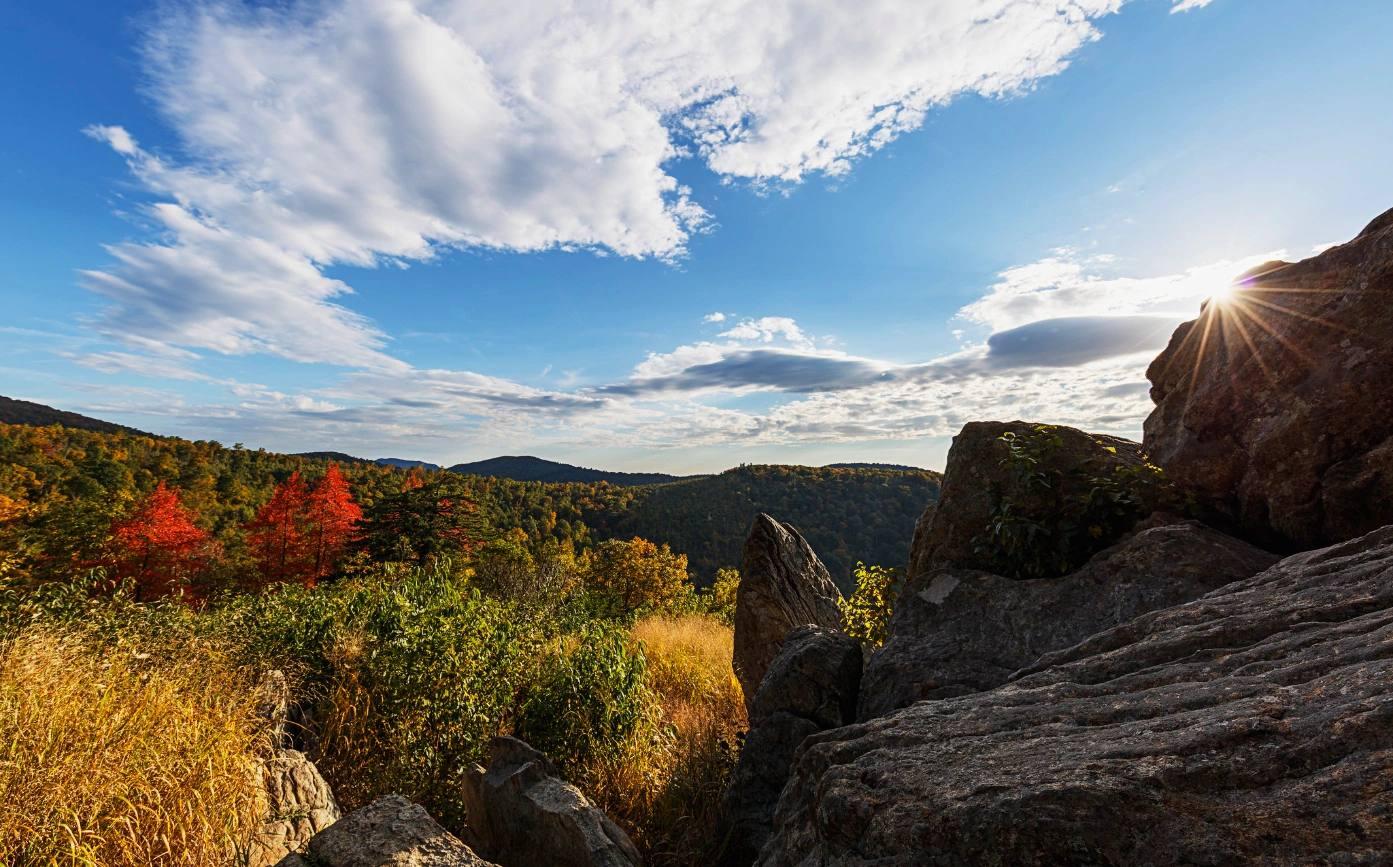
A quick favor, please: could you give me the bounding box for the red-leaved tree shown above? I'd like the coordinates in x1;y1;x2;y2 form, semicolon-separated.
303;463;362;586
246;471;310;587
108;482;211;601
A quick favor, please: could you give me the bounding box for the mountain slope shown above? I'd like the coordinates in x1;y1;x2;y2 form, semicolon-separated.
0;395;153;437
450;455;685;486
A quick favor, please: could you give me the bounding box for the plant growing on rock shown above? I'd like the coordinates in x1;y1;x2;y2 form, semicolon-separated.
972;425;1181;579
838;562;900;649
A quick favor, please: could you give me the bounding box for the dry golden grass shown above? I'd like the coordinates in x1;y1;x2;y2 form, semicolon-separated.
581;613;747;866
0;629;267;867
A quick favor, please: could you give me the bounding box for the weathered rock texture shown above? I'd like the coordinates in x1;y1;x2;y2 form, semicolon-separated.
908;421;1149;580
461;737;641;867
273;794;495;867
716;626;861;867
252;749;343;866
733;515;843;711
1145;207;1393;550
250;670;341;867
859;519;1277;719
761;525;1393;866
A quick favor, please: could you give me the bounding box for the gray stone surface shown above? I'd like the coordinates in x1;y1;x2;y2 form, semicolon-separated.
859;519;1277;719
716;626;861;867
761;525;1393;866
733;514;843;711
460;737;640;867
274;794;495;867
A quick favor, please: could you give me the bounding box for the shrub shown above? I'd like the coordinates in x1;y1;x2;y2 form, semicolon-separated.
0;629;266;867
971;425;1180;579
838;562;900;649
582;537;691;617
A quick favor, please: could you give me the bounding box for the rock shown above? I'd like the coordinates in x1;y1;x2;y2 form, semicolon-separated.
858;519;1277;719
760;525;1393;866
460;736;641;867
1145;207;1393;549
733;515;843;710
716;626;861;867
251;749;342;866
908;421;1152;580
256;669;292;750
274;794;495;867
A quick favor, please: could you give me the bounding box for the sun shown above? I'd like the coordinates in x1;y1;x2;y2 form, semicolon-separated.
1207;283;1239;306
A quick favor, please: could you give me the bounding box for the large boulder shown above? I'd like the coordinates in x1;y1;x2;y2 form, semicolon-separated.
760;525;1393;866
858;518;1277;719
908;421;1153;581
1145;207;1393;550
460;736;641;867
716;626;862;867
733;515;843;711
273;795;496;867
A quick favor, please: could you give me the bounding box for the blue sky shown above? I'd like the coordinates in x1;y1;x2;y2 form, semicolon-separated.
2;0;1391;473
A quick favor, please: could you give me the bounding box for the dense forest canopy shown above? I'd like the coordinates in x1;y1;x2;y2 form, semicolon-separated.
0;420;939;592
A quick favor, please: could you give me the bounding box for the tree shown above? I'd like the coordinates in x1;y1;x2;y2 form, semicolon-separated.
107;482;212;601
359;476;483;567
582;536;690;615
304;463;362;586
246;472;310;587
701;566;741;623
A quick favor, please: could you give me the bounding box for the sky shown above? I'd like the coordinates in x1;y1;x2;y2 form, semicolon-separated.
2;0;1391;473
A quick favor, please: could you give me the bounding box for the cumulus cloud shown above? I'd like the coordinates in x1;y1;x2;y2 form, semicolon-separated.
702;312;727;323
84;0;1146;366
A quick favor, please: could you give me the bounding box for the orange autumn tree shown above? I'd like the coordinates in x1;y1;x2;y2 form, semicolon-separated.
246;471;310;587
108;482;211;601
304;463;362;585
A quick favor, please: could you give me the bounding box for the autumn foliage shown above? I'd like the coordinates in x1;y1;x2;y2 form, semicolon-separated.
107;482;212;601
246;464;361;588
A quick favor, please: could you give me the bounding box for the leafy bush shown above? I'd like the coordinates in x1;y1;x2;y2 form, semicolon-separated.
971;425;1180;579
838;562;900;649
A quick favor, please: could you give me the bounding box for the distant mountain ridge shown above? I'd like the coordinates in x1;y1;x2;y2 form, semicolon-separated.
0;395;154;437
449;455;687;487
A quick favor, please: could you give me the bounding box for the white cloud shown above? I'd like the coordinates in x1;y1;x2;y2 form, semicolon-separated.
84;0;1144;367
702;312;727;323
717;316;814;349
1170;0;1215;12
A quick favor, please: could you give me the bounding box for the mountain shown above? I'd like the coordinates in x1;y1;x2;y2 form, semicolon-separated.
0;395;153;437
450;455;686;487
375;458;441;471
824;462;924;472
294;451;373;465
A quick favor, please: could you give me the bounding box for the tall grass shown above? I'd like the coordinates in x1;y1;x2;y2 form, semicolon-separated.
580;613;747;866
0;629;266;867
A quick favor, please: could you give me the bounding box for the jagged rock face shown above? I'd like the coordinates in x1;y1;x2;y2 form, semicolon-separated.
908;421;1149;581
859;519;1277;720
733;515;843;711
1145;208;1393;550
760;525;1393;866
460;737;641;867
251;749;342;867
716;626;861;867
273;794;496;867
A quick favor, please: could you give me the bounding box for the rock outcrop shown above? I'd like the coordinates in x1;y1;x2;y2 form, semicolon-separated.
250;670;341;867
1145;208;1393;549
859;519;1277;719
761;525;1393;866
273;795;496;867
460;737;641;867
716;626;861;867
908;421;1151;580
733;515;843;711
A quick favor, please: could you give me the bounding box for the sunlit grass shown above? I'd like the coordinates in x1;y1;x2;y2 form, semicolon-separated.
0;629;267;867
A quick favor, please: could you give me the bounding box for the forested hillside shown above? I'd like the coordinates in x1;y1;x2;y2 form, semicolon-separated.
449;454;685;486
0;421;938;592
